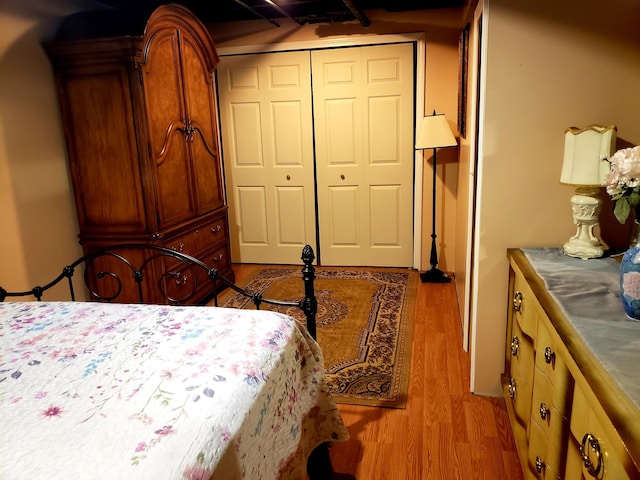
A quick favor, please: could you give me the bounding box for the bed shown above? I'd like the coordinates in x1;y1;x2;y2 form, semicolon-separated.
0;244;348;480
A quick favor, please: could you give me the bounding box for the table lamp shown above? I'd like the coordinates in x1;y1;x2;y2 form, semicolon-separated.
415;111;457;282
560;125;616;259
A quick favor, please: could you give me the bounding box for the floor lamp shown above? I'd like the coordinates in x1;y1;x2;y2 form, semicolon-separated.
415;111;458;283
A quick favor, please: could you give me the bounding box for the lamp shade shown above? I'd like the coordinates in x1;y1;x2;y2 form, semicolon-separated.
416;113;457;150
560;125;616;186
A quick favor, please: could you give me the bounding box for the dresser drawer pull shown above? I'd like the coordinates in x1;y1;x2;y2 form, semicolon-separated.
535;455;545;474
507;377;517;399
513;291;523;312
544;346;555;364
580;433;603;477
210;225;222;234
212;253;224;262
539;402;549;421
510;336;520;356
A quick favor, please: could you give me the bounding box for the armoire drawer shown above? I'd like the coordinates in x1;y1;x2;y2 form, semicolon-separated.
164;217;229;260
160;244;232;303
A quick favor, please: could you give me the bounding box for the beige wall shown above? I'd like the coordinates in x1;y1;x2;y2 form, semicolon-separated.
468;0;640;395
0;0;96;296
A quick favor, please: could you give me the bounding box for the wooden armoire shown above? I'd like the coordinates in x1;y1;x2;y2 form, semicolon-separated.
44;4;234;304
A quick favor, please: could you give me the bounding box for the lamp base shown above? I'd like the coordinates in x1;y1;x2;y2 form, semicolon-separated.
420;267;451;283
563;186;605;260
563;239;605;260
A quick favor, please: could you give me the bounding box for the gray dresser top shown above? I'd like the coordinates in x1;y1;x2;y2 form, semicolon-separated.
522;247;640;410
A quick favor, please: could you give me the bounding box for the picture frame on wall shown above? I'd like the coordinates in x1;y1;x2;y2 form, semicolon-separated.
457;23;470;138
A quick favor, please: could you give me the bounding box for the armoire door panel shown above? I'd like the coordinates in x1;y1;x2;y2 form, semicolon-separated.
154;132;195;226
63;70;146;231
181;38;225;215
142;28;195;227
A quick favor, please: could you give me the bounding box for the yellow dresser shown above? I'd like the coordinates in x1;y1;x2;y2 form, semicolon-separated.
505;249;640;479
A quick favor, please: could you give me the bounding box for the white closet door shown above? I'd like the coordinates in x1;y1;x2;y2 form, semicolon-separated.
217;51;316;264
312;43;414;266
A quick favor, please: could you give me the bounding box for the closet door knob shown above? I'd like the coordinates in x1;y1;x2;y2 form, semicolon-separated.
340;174;345;180
286;175;291;180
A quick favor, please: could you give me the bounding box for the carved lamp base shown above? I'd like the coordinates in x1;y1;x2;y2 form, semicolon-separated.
563;187;606;260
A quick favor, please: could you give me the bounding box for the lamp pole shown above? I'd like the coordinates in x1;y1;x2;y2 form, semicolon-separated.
420;145;451;283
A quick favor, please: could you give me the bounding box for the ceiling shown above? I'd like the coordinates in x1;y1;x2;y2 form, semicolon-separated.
94;0;466;26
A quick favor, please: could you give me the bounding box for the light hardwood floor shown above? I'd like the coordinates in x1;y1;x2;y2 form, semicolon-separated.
327;276;524;479
231;265;524;479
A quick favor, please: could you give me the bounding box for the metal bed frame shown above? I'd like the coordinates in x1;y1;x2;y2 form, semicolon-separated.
0;243;318;339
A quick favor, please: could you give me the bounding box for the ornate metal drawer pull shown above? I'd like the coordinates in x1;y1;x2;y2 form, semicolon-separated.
535;455;545;473
507;377;517;399
210;225;222;233
580;433;603;477
539;402;549;421
212;254;224;262
544;346;555;364
511;336;520;356
513;291;523;312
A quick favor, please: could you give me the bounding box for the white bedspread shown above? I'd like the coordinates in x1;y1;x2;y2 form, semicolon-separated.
0;302;348;479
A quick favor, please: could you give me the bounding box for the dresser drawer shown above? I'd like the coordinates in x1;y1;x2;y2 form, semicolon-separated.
567;381;634;479
531;366;570;476
512;273;538;338
535;319;572;418
528;419;562;480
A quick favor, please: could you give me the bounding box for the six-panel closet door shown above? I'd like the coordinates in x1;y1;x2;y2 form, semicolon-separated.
217;43;414;266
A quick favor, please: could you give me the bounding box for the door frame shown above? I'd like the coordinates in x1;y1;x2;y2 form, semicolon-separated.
217;33;426;270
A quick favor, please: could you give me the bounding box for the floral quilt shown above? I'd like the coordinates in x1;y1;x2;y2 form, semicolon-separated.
0;302;348;479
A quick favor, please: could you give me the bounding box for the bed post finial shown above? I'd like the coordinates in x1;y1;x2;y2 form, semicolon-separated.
300;245;317;339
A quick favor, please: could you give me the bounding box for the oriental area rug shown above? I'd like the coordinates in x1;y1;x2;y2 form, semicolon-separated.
219;266;418;408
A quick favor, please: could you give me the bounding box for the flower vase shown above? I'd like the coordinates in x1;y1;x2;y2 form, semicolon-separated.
620;235;640;321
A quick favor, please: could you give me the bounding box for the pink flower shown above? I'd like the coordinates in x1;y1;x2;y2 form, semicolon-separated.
622;271;640;298
43;406;63;417
183;465;212;480
135;442;147;452
154;425;174;436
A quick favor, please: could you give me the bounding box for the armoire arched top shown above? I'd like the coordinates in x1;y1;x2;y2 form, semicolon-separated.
48;4;219;74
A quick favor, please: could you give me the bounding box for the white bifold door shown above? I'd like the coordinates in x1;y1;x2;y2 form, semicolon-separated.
217;43;414;266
